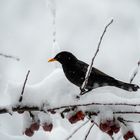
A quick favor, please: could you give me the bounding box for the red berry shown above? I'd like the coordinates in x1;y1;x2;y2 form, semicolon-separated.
127;131;134;138
111;124;120;133
17;110;24;114
68;115;79;124
123;134;129;140
42;123;53;132
123;131;134;140
68;111;85;124
99;123;111;132
24;128;34;137
30;122;40;131
50;110;56;114
76;111;85;120
106;120;114;127
107;130;113;136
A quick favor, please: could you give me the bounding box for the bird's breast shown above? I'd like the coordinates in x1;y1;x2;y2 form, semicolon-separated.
62;65;85;87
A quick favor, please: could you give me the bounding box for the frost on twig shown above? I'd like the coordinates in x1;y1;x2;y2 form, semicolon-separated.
80;19;114;96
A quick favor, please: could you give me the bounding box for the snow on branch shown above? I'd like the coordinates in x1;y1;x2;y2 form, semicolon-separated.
80;19;113;96
0;67;139;139
1;102;140;115
0;19;140;139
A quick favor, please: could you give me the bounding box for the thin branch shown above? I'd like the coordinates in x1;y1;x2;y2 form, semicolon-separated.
47;102;140;112
80;19;113;95
84;123;94;140
134;135;138;140
117;117;140;124
29;111;35;120
65;120;89;140
18;70;30;103
1;105;140;116
130;60;140;84
0;53;20;61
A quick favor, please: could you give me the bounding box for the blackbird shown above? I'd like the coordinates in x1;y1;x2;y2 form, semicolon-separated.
48;51;139;92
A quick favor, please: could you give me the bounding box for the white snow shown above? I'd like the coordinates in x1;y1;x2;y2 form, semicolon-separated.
0;0;140;140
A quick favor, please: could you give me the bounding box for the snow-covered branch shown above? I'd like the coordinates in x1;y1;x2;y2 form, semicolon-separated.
80;19;113;96
1;102;140;115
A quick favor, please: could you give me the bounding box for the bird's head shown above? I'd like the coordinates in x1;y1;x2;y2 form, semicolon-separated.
48;51;77;65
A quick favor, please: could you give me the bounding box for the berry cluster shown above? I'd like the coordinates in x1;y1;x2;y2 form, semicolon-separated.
99;118;135;140
21;109;136;139
68;111;85;124
24;121;53;137
99;119;120;136
123;131;134;140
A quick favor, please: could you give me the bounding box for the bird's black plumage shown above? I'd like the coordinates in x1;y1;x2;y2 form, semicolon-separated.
50;51;139;92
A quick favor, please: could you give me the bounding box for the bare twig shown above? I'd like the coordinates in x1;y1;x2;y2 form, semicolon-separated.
130;60;140;84
0;53;20;61
117;117;127;126
18;70;30;103
65;120;89;140
110;137;114;140
118;117;140;123
80;19;113;95
134;135;138;140
84;123;94;140
29;111;35;120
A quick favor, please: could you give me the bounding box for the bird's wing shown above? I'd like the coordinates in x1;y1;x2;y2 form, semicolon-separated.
77;60;110;78
92;67;111;77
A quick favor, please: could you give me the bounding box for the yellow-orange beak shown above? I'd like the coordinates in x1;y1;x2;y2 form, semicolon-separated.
48;58;57;62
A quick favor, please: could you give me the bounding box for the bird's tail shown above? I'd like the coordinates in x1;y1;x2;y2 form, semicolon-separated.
113;80;139;92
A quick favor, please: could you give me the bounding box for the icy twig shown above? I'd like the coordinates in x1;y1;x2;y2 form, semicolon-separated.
80;19;113;96
18;70;30;103
0;53;20;61
130;60;140;84
65;120;89;140
84;123;94;140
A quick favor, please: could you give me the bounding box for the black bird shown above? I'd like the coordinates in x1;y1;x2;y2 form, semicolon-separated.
48;51;139;92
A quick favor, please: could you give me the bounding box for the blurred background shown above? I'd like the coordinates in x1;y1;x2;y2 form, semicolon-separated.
0;0;140;84
0;0;140;139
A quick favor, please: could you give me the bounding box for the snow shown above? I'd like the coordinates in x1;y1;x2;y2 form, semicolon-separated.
0;0;140;140
1;67;140;139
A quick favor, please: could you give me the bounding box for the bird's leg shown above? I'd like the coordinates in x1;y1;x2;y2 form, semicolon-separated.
80;88;92;95
80;87;86;93
76;89;92;99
